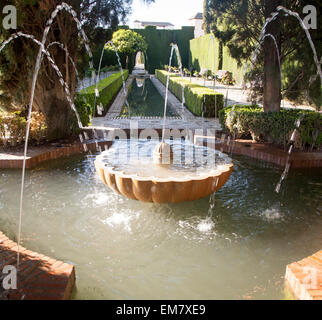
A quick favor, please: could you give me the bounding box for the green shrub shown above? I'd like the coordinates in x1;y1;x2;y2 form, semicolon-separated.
221;71;235;86
219;105;322;150
156;69;224;117
155;69;180;86
133;26;194;74
74;70;129;127
183;67;191;77
0;111;47;146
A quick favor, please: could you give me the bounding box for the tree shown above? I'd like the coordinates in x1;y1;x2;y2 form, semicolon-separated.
263;0;282;112
106;29;147;70
203;0;210;34
0;0;154;140
208;0;321;111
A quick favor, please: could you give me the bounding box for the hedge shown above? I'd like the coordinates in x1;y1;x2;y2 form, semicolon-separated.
74;70;129;127
132;26;194;74
189;34;220;75
222;45;245;85
219;105;322;150
156;69;224;117
91;26;194;75
189;34;245;86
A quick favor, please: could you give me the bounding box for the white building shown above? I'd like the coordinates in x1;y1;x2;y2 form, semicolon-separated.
189;13;204;38
133;20;174;30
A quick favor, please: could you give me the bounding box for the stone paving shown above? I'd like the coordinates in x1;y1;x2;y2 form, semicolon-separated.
188;76;316;110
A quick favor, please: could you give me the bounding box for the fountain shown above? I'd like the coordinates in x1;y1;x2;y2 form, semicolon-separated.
94;139;233;203
94;42;233;203
0;2;321;300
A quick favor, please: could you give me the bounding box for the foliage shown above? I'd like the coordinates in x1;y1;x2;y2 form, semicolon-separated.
156;69;224;117
219;105;322;150
90;26;194;75
74;70;128;127
0;0;151;139
0;111;47;146
0;0;137;110
189;34;220;75
169;66;179;73
183;68;191;77
106;29;147;56
221;71;235;86
200;69;213;79
133;26;194;74
208;0;321;110
189;34;244;85
203;0;211;33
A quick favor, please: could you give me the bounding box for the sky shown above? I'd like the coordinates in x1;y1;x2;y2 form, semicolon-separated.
126;0;203;29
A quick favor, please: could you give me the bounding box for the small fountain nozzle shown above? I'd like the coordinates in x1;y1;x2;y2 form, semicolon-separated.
152;142;174;165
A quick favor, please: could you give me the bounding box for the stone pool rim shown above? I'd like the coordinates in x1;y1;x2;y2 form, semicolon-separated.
1;131;321;169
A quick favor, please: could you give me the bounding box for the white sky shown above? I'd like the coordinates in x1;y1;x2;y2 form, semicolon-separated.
126;0;203;29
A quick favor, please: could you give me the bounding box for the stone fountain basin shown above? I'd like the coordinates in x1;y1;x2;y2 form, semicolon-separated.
95;161;233;203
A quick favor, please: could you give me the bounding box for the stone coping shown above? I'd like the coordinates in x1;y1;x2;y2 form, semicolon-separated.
194;135;322;168
0;231;75;300
285;250;322;300
0;141;112;169
1;133;321;169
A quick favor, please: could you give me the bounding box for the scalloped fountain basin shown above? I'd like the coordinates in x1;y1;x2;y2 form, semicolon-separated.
95;139;233;203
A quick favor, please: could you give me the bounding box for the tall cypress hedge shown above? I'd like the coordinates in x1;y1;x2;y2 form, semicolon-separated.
91;26;194;75
189;34;220;74
133;26;194;74
189;34;245;85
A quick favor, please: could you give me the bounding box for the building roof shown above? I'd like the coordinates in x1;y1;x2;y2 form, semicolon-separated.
134;20;174;27
189;12;203;20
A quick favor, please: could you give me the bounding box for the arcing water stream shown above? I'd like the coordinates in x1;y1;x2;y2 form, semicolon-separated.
0;3;321;299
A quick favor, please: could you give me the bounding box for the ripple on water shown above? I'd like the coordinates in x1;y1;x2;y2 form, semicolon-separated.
0;153;321;299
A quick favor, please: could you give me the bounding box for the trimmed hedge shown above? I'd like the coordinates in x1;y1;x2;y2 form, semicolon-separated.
156;69;224;117
189;34;220;74
92;26;194;75
222;45;245;85
74;70;129;127
219;105;322;150
189;34;245;85
133;26;194;74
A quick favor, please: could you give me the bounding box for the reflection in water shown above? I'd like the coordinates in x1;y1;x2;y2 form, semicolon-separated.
0;154;321;299
121;77;177;117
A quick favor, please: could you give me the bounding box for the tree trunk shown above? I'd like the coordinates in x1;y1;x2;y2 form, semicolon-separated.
126;55;129;70
203;0;210;34
33;37;77;140
34;80;73;141
263;0;282;112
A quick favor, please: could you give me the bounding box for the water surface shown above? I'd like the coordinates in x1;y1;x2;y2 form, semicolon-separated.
121;77;178;117
0;153;321;299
